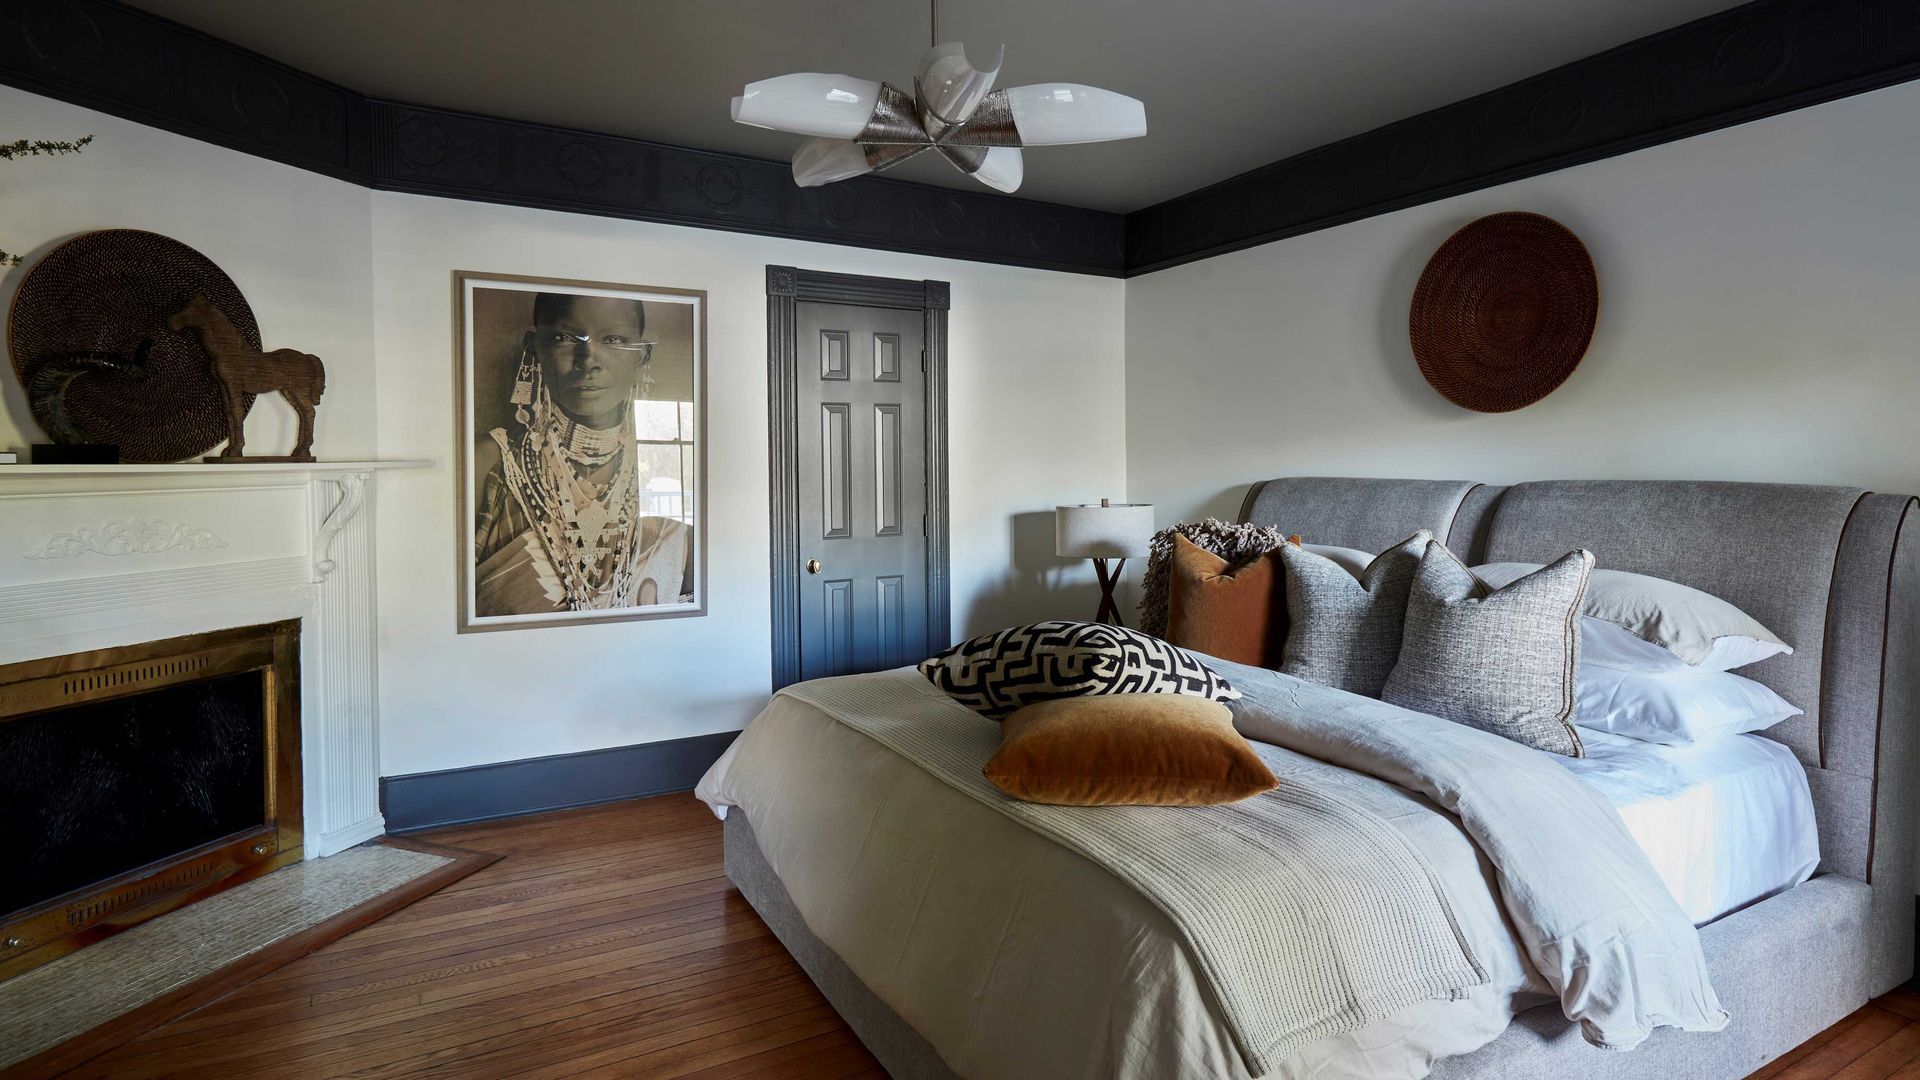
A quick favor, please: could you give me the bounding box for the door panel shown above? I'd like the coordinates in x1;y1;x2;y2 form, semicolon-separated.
820;402;852;539
796;301;929;681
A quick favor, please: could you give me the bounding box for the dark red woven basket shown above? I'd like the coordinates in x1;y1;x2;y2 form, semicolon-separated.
1409;212;1598;413
8;229;258;462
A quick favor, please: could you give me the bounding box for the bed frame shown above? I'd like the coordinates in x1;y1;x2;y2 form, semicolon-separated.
726;477;1919;1079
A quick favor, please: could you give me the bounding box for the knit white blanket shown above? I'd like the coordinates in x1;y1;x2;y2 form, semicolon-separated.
780;671;1489;1077
1212;659;1729;1052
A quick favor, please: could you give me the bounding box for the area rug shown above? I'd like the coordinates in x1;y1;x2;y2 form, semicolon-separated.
0;838;494;1078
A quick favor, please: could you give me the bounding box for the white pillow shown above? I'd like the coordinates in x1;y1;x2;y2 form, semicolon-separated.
1577;665;1802;744
1582;617;1792;674
1300;543;1373;579
1475;562;1790;671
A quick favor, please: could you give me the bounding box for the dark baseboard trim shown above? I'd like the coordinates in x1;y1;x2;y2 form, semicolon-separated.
6;0;1919;279
380;730;739;834
1124;0;1920;275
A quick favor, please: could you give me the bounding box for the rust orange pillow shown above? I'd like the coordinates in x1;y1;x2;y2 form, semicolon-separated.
982;694;1278;806
1164;533;1297;666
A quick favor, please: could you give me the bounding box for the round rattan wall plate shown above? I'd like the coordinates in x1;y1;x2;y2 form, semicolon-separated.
8;229;258;462
1408;212;1597;413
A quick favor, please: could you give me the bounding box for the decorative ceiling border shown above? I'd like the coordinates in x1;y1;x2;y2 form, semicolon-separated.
0;0;1125;276
1124;0;1920;275
5;0;1919;280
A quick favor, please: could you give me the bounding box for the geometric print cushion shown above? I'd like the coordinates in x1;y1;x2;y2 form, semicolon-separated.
918;620;1240;720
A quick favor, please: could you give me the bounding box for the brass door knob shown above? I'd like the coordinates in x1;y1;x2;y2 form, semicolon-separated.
805;559;822;575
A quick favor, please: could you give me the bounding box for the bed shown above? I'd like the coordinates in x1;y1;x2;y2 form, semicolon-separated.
700;477;1919;1079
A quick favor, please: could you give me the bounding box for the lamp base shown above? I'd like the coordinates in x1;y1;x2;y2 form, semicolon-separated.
1092;557;1127;627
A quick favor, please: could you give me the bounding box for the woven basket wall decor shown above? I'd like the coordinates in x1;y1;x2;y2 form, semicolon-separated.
1408;212;1598;413
8;229;258;462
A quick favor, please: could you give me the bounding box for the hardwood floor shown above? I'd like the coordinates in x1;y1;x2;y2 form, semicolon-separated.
60;793;1920;1078
73;795;879;1079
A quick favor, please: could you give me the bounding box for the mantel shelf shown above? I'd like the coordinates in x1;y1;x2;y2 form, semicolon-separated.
0;460;433;477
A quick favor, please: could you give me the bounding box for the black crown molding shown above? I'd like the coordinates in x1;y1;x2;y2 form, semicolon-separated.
5;0;1920;280
1124;0;1920;275
0;0;1125;276
370;100;1125;275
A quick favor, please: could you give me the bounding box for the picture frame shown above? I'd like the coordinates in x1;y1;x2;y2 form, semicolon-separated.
453;271;707;633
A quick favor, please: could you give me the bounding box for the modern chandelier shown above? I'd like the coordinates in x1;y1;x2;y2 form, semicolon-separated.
729;2;1146;194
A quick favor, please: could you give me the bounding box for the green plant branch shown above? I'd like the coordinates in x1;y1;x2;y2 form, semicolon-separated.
4;135;92;267
0;135;92;161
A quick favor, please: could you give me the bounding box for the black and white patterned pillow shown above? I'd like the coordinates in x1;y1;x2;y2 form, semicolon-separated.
918;620;1240;719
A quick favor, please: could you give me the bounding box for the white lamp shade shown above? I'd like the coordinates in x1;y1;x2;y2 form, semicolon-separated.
792;137;874;187
1005;84;1147;145
916;43;1003;134
1055;503;1155;558
970;147;1024;193
734;74;883;139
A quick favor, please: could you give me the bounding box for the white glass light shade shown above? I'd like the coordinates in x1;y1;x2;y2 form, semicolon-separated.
916;43;1003;132
1004;84;1147;145
1055;503;1155;559
970;147;1023;193
791;138;874;187
733;74;882;139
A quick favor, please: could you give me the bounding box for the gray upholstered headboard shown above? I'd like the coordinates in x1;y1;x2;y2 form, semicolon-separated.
1241;476;1919;990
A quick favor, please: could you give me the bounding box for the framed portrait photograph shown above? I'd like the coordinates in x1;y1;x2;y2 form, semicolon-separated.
454;271;706;632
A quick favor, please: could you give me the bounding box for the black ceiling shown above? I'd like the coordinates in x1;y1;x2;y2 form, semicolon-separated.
4;0;1918;277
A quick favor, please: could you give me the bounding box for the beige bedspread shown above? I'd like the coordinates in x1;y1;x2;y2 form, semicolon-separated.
774;671;1488;1075
698;681;1542;1079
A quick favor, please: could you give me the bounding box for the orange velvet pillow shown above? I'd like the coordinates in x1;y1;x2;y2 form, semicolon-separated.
1163;533;1298;666
982;694;1278;806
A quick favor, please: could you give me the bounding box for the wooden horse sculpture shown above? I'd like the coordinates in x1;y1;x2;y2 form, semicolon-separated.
169;294;325;461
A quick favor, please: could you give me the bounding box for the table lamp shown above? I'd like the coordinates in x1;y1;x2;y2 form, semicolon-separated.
1055;499;1155;626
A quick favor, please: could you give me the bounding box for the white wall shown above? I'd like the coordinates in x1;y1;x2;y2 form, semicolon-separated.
372;196;1124;776
0;87;375;459
28;67;1919;782
0;86;1125;779
1125;78;1920;529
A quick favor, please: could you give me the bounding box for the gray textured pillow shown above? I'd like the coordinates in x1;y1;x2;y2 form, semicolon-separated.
1278;531;1431;696
1384;543;1594;757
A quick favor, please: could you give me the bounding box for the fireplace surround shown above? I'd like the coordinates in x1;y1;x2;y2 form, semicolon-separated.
0;621;304;979
0;460;423;976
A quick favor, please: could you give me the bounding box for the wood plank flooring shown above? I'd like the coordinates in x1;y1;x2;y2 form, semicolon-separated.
58;793;1920;1078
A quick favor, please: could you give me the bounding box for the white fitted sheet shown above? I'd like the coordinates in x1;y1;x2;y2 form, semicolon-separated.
1561;728;1819;926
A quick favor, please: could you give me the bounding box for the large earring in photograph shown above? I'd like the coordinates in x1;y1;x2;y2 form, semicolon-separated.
511;331;538;425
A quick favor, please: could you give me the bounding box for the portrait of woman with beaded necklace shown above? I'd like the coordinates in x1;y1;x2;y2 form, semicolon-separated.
470;290;694;620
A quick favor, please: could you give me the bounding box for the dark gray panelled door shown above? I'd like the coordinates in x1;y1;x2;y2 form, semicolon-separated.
794;301;929;680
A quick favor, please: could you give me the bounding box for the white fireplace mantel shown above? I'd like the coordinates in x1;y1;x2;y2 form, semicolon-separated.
0;460;429;857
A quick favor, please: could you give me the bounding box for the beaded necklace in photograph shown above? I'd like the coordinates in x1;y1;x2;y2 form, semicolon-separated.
502;387;643;609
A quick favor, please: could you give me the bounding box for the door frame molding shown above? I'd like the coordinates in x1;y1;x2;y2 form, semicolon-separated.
767;266;951;690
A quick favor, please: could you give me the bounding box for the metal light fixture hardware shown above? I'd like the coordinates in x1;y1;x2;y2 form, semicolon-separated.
730;0;1146;194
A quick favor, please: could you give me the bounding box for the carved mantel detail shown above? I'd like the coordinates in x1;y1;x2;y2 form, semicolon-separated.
24;517;230;560
313;471;370;582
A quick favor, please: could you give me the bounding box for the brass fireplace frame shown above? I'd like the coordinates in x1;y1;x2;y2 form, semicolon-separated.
0;621;304;980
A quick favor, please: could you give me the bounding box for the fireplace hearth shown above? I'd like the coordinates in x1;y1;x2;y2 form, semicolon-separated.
0;622;302;980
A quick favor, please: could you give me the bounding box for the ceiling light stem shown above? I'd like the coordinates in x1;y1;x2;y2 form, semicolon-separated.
930;0;938;48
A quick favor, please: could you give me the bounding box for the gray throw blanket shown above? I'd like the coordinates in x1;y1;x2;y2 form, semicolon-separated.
781;671;1489;1077
1211;658;1730;1050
